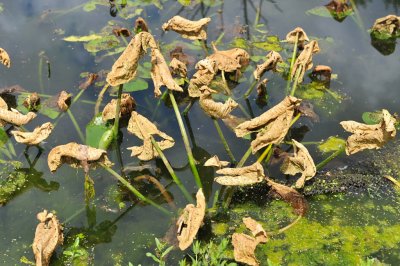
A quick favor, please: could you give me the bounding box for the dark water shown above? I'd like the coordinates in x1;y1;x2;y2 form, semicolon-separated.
0;0;400;265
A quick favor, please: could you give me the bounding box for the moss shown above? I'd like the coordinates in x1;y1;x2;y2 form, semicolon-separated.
212;223;229;236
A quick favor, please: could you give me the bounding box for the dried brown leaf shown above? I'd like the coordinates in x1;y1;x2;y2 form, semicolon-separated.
79;73;98;90
0;47;11;68
0;105;36;127
170;46;191;66
127;111;175;161
134;17;149;33
212;46;250;69
243;217;268;244
232;233;259;266
162;16;211;40
169;58;187;78
112;27;131;37
325;0;351;13
23;92;41;111
57;91;71;111
267;179;308;216
291;40;320;83
215;162;265;186
253;51;283;81
188;58;216;98
48;142;112;172
286;27;309;48
371;15;400;35
311;65;332;82
11;122;53;145
176;189;206;250
102;93;136;121
235;96;301;153
209;44;250;72
32;210;63;266
204;155;230;168
281;139;316;188
340;109;396;155
199;86;238;119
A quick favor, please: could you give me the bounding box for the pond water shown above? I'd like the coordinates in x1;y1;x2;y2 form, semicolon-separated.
0;0;400;265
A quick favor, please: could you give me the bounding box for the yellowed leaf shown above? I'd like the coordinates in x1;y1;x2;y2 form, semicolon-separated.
177;188;206;250
371;15;400;35
243;217;268;244
162;16;211;40
188;58;216;98
340;109;396;155
169;57;187;78
11;122;53;145
57;91;71;111
0;47;11;68
235;96;301;153
32;210;63;266
199;86;238;119
232;233;259;266
127;111;174;161
291;40;320;83
102;93;136;121
281;139;316;188
286;27;309;48
204;155;230;168
48;142;112;172
253;51;282;81
215;162;264;186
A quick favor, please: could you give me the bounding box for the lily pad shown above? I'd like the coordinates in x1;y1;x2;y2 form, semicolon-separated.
84;35;120;54
318;136;346;153
253;36;282;52
86;113;113;148
123;78;149;92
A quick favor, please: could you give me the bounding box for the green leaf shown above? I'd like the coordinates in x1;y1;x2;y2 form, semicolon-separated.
306;6;333;18
178;0;191;6
40;106;60;120
63;34;102;42
318;136;346;153
84;35;120;54
0;128;9;148
83;2;97;12
230;38;248;49
253;36;282;52
85;113;112;148
123;78;149;92
362;111;383;125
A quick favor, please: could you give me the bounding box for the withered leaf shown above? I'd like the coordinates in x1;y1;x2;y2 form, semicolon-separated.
281;139;316;188
204;155;230;168
11;122;53;145
112;27;131;37
48;142;112;172
0;103;36;127
176;188;206;250
162;16;211;40
371;15;400;35
134;17;149;33
291;40;320;83
235;96;301;153
199;86;238;119
79;73;98;90
23;92;41;111
32;210;63;266
0;47;11;68
215;162;265;186
267;179;308;216
188;58;216;98
340;109;396;155
243;217;268;244
212;46;250;69
232;233;259;266
102;93;136;121
253;51;283;81
170;46;191;65
169;57;187;78
127;111;174;161
57;91;71;112
286;27;309;48
311;65;332;82
209;44;250;73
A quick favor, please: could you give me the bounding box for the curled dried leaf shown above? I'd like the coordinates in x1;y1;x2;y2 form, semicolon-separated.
176;189;206;250
281;139;316;188
188;58;216;98
325;0;351;13
232;233;259;266
112;27;131;37
169;58;187;78
286;27;309;48
134;17;149;33
267;179;308;216
340;109;396;155
48;142;112;172
243;217;268;244
127;111;175;161
371;15;400;35
102;93;136;121
23;92;41;111
57;91;71;111
311;65;332;82
212;46;250;69
32;210;63;266
235;96;301;153
215;162;264;186
199;86;238;119
162;16;211;40
253;51;283;80
106;32;157;86
291;40;320;83
11;122;53;145
0;107;36;127
79;73;98;90
204;155;230;168
0;47;11;68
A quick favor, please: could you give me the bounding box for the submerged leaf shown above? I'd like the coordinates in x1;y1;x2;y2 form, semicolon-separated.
162;16;211;40
176;189;206;250
48;142;112;172
253;51;283;80
252;35;282;52
199;86;238;119
281;139;316;188
32;210;63;266
11;122;53;145
204;155;230;168
102;93;135;121
362;111;383;125
215;162;265;186
340;109;396;155
235;96;301;153
291;40;320;84
0;47;11;68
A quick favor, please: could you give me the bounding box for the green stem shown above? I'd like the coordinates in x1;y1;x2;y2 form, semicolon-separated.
237;146;252;168
169;91;202;189
67;109;85;143
212;118;236;163
316;147;345;171
290;66;302;97
200;40;209;56
289;32;299;81
151;89;168;120
150;136;193;203
102;163;172;216
243;80;257;99
257;143;272;163
182;99;195;116
112;84;123;137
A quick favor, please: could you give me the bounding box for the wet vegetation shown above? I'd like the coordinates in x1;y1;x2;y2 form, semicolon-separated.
1;0;400;265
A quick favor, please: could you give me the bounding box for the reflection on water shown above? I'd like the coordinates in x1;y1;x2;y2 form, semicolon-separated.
0;0;399;265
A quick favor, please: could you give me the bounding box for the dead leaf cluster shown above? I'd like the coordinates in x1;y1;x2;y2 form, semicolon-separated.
32;210;63;266
102;93;136;121
209;44;250;73
371;15;400;35
162;16;211;40
204;155;230;168
215;162;265;186
176;189;206;250
291;40;320;83
188;58;216;97
11;122;53;145
253;51;283;81
0;47;11;68
340;109;396;155
235;96;301;153
127;111;175;161
199;86;238;119
286;27;309;48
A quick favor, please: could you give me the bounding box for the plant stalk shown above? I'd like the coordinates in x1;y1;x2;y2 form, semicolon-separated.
67;109;85;143
316;147;345;170
243;80;257;99
212;118;236;163
257;143;272;163
290;66;302;96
